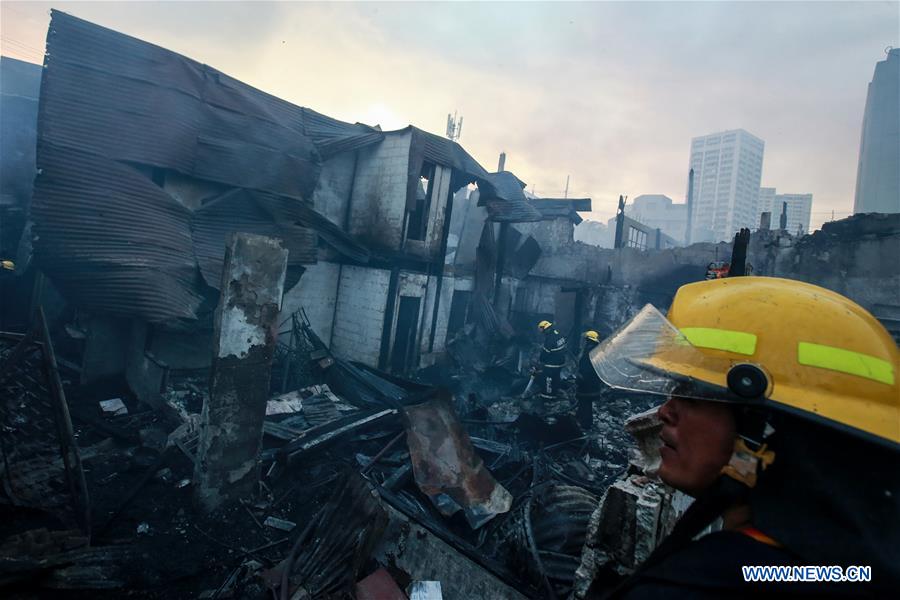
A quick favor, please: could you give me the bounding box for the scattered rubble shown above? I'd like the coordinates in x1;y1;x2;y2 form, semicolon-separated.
1;289;668;598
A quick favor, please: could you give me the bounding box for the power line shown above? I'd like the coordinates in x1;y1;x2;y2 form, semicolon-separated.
0;41;45;62
0;36;45;55
0;49;43;63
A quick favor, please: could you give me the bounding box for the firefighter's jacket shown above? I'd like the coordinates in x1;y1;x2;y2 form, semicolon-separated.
576;340;603;396
540;328;567;368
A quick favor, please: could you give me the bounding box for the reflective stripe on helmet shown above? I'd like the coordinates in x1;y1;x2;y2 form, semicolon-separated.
798;342;895;385
681;327;758;356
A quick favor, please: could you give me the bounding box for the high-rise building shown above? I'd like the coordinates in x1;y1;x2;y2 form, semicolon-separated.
627;194;688;243
854;48;900;214
757;187;777;227
758;188;813;235
687;129;765;242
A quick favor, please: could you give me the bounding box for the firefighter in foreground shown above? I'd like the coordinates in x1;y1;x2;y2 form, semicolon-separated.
537;320;567;400
575;330;603;429
588;277;899;597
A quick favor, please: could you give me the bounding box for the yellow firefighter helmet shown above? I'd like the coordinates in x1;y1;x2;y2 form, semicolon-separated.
590;277;899;447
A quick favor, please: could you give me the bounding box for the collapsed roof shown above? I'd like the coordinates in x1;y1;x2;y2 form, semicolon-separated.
31;11;376;327
478;171;544;223
528;198;592;224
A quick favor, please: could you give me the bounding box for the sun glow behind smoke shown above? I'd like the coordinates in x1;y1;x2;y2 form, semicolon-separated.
359;103;406;131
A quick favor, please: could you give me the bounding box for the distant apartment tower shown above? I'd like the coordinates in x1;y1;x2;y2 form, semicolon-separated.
628;194;687;243
687;129;765;242
853;48;900;214
757;187;777;227
758;187;813;235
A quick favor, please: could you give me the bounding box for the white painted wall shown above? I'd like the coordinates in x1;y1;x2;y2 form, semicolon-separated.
331;265;392;367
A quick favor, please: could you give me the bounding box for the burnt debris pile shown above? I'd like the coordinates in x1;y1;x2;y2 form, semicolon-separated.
0;303;660;599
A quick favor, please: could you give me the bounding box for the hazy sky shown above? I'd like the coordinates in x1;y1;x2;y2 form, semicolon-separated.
2;1;897;229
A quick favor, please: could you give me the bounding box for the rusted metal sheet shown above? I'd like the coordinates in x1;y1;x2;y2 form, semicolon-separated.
355;568;408;600
404;394;512;529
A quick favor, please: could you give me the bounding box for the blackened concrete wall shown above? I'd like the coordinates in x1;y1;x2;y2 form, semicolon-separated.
349;131;412;251
312;152;356;228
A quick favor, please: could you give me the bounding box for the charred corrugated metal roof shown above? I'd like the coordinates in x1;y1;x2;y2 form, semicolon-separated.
303;108;385;160
528;198;592;224
31;11;372;327
414;128;490;181
479;172;544;223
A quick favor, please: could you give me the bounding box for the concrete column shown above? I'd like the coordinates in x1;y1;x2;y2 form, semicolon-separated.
194;233;288;512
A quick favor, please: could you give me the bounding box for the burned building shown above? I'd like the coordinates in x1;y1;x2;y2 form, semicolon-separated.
15;11;538;405
2;9;899;600
281;129;539;375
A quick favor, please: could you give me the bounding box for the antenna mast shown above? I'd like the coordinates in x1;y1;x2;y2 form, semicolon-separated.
446;111;463;142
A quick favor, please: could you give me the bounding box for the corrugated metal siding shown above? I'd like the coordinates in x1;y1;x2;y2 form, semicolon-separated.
31;142;204;323
31;11;374;325
40;13;319;198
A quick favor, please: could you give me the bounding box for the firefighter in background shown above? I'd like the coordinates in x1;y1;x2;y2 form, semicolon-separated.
575;330;603;429
588;277;899;597
537;320;567;400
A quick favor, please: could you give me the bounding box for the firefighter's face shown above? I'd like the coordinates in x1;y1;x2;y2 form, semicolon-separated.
657;396;736;497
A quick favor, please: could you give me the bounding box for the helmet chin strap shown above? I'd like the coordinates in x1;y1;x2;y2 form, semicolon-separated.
721;438;776;488
721;408;776;488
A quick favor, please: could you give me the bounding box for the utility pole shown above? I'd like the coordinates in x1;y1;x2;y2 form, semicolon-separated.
564;175;570;199
614;195;627;249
